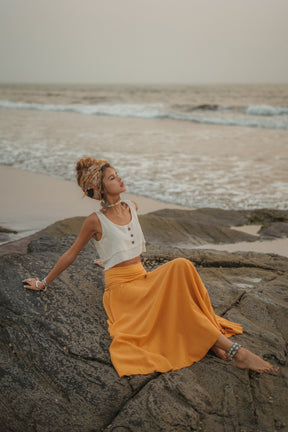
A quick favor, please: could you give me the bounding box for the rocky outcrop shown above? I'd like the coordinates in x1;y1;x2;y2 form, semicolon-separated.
0;209;287;432
140;207;288;248
260;222;288;239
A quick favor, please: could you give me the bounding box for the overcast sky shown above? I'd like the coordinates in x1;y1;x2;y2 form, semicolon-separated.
0;0;287;84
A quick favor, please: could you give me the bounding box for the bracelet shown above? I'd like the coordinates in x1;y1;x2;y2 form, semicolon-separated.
42;277;48;290
35;279;47;291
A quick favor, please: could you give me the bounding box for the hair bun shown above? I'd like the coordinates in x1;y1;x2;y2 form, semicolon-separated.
76;157;98;173
75;157;110;200
75;157;99;187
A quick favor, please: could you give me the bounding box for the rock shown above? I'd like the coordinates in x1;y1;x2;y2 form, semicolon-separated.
0;211;287;432
197;104;219;110
139;207;288;248
260;222;288;239
139;210;257;248
0;217;86;257
243;209;288;225
2;207;287;256
0;226;18;243
0;226;18;234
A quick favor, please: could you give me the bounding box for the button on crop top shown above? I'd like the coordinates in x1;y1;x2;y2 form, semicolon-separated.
92;200;146;270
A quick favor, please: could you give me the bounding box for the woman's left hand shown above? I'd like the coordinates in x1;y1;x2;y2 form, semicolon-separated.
94;259;104;269
22;277;45;291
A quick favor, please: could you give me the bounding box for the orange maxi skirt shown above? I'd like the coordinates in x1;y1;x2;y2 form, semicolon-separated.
103;258;243;377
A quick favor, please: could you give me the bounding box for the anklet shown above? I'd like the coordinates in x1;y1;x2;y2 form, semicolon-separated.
227;342;242;359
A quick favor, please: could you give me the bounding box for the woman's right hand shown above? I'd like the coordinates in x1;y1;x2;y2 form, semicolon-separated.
22;277;45;291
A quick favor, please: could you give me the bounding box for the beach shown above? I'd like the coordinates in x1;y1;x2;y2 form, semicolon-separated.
1;1;288;427
1;83;288;211
1;164;287;257
1;83;287;255
1;84;288;432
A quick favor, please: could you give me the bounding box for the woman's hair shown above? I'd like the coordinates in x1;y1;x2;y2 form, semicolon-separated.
75;157;110;199
75;156;97;187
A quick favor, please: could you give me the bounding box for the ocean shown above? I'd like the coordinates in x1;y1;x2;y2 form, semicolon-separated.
0;83;287;209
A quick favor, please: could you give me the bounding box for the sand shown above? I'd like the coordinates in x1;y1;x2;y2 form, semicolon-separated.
194;224;288;257
0;165;191;241
1;165;287;257
193;238;288;257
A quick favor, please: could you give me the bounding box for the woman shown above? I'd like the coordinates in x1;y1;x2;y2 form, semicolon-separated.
23;157;278;377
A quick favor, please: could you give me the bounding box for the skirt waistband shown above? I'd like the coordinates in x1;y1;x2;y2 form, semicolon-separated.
104;262;147;291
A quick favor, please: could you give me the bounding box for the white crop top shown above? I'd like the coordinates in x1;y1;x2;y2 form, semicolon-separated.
92;200;146;270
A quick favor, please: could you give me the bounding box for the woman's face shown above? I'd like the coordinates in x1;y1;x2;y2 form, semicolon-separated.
102;166;126;198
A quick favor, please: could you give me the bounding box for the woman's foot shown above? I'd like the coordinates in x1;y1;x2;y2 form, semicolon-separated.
211;346;232;361
234;348;279;374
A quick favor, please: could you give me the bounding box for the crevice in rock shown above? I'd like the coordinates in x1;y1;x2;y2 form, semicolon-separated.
143;253;284;273
222;384;240;432
220;291;247;317
100;372;161;432
66;348;112;367
37;330;113;387
247;372;261;430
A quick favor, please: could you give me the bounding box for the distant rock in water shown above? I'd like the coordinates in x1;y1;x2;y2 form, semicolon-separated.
171;103;219;112
196;104;219;111
0;226;18;243
0;208;287;432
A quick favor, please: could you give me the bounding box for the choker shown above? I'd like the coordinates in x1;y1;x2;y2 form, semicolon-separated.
103;199;122;208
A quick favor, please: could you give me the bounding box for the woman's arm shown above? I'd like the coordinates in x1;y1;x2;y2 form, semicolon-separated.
23;213;100;291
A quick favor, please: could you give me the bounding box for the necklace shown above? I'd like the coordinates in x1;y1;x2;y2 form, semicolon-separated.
106;199;121;208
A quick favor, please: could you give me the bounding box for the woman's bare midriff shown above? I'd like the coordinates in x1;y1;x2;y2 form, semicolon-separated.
112;256;141;268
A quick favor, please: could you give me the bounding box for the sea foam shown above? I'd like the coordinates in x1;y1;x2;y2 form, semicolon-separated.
1;100;288;130
246;105;288;116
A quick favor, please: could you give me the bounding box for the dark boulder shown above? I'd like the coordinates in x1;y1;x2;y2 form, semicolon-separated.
0;211;287;432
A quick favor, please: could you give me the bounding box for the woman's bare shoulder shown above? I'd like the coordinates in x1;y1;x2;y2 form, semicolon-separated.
84;212;102;231
122;200;138;212
76;213;102;242
87;211;100;220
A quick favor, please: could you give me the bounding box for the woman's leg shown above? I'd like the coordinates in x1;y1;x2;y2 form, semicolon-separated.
211;344;232;361
213;334;279;373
